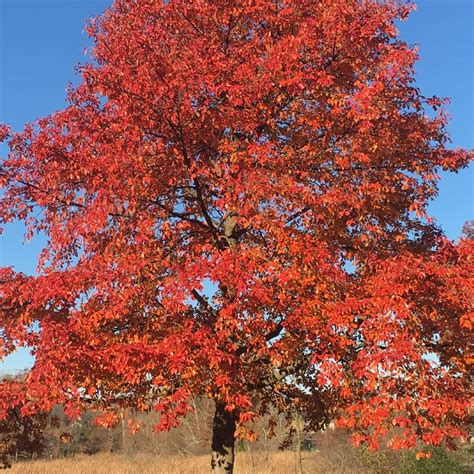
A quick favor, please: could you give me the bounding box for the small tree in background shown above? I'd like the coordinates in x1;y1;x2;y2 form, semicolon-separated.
461;220;474;239
0;1;472;472
0;379;47;468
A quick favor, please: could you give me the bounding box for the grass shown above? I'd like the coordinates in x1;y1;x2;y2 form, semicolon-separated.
8;447;473;473
8;451;348;473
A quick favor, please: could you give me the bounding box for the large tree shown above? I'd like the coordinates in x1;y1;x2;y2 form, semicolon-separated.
0;0;472;471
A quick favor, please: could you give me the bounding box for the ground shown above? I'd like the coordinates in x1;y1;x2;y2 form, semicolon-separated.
8;451;358;473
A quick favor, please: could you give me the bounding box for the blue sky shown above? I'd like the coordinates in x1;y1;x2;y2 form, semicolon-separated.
0;0;472;373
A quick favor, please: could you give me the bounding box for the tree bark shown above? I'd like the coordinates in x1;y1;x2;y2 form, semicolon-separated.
211;402;237;473
294;413;304;474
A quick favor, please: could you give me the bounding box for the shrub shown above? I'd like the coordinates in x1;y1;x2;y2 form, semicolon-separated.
398;447;465;474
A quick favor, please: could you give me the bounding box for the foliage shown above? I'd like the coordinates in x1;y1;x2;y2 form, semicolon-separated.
398;447;466;474
0;379;47;468
0;0;472;466
355;445;396;474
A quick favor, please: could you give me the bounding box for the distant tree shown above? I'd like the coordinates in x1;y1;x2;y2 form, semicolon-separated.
461;220;474;239
0;1;472;472
0;379;47;468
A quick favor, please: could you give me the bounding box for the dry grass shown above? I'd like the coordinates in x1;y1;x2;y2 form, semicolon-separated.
9;451;350;473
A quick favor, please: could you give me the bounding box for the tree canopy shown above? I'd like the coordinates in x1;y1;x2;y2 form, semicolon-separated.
0;0;472;471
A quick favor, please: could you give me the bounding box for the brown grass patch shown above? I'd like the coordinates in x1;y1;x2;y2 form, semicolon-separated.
9;451;349;473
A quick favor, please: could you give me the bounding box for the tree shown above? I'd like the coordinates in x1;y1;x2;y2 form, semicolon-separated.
0;377;47;468
0;0;472;472
461;220;474;239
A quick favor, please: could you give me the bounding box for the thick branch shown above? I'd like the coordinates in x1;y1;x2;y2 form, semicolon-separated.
248;353;312;390
235;322;284;357
191;289;218;323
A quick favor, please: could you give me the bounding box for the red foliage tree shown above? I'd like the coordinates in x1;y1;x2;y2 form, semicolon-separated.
0;1;472;471
0;377;47;468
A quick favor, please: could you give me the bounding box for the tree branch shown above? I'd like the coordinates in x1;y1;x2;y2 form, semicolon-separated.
235;322;285;357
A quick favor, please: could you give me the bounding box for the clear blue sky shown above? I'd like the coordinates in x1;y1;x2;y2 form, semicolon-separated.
0;0;472;373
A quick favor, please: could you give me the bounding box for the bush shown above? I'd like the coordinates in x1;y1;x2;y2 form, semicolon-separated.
355;445;397;474
398;447;465;474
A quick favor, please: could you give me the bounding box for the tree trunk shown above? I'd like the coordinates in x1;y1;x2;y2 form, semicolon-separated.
211;402;237;473
294;413;304;474
121;410;126;454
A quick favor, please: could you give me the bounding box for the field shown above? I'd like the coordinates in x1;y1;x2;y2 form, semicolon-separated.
8;451;355;473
